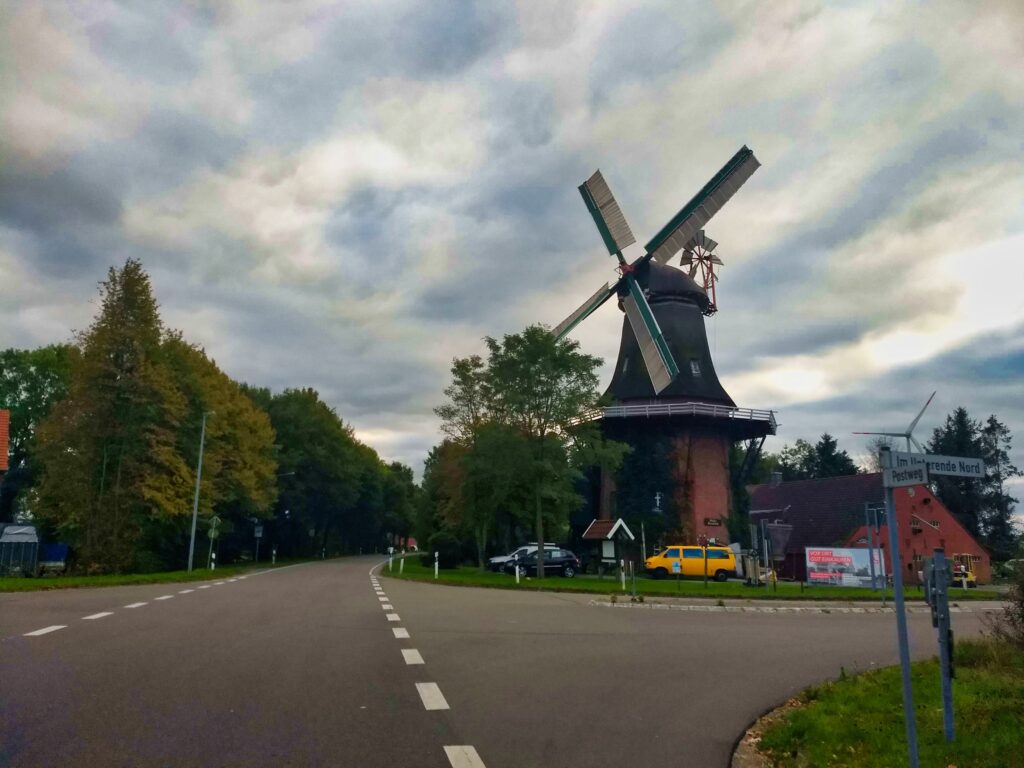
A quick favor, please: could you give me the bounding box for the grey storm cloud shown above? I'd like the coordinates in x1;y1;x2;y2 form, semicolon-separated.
2;0;1023;475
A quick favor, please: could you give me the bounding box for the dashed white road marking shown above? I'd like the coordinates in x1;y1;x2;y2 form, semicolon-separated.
124;602;147;609
82;612;113;621
393;628;410;639
198;585;211;589
179;589;195;594
402;649;425;665
444;746;486;768
378;596;389;602
24;625;67;636
382;603;394;610
214;581;225;586
227;578;238;582
415;682;450;710
155;595;174;601
386;613;400;622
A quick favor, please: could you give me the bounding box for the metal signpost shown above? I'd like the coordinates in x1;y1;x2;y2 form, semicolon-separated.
254;524;263;564
880;445;983;768
207;515;220;570
434;551;439;580
924;549;955;742
880;447;922;768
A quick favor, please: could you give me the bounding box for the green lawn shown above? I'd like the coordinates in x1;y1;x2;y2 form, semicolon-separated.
757;637;1024;767
0;561;298;592
380;558;1001;601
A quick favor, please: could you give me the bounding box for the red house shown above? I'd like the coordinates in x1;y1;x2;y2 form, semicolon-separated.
750;473;991;585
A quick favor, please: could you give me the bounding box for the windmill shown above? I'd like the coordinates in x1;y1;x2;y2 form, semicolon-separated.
553;146;776;544
553;146;760;394
854;391;937;452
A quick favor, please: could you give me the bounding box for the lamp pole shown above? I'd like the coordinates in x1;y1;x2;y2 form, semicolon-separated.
187;411;212;573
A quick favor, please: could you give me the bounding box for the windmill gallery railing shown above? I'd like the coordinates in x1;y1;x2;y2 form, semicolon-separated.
574;401;777;431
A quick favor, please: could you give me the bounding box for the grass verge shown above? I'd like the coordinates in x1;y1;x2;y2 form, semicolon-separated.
381;559;1001;601
0;560;302;592
756;637;1024;767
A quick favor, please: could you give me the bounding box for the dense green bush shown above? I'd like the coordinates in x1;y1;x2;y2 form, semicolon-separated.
420;531;462;569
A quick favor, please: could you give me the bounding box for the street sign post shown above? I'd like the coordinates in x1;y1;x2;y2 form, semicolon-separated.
924;549;955;742
880;447;920;768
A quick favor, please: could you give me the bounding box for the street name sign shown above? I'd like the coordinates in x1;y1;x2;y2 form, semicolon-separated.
884;465;929;488
891;451;984;479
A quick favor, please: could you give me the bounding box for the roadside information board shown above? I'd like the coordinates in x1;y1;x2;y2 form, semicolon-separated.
805;547;885;587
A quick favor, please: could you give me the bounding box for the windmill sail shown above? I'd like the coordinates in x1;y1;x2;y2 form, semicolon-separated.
552;282;616;340
645;146;760;265
579;170;637;256
622;277;679;394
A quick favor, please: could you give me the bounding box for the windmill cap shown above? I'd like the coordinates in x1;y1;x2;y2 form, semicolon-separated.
640;261;711;313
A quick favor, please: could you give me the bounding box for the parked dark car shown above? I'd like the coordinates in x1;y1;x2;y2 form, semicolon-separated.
504;548;580;578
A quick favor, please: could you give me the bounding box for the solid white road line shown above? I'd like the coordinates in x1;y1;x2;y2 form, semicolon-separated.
393;628;410;639
179;589;195;594
415;682;450;711
82;612;113;620
155;595;174;601
124;602;147;609
402;649;424;665
386;613;400;622
444;746;486;768
382;604;394;610
24;625;67;636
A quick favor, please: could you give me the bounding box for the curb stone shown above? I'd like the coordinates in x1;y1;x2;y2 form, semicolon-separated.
590;599;998;615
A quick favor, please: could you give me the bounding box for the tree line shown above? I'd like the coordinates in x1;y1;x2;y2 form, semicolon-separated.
0;260;415;573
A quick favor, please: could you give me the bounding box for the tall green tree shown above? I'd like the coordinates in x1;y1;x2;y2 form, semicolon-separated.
0;344;76;521
929;408;1020;558
34;259;191;571
267;388;361;556
484;325;614;578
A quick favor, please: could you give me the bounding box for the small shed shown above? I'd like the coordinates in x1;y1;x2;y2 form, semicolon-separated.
582;518;636;575
0;524;40;576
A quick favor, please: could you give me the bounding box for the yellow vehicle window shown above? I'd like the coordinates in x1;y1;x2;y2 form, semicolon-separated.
683;549;702;558
663;547;680;558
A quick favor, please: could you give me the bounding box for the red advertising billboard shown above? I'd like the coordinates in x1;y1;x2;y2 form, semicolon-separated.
805;547;885;587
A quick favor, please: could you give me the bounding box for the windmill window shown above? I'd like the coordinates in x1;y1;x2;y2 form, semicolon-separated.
689;359;701;377
622;358;629;374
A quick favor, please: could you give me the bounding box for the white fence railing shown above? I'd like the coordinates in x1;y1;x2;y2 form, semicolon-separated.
577;401;777;430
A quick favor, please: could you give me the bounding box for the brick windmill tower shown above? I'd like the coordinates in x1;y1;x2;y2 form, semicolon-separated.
553;147;776;543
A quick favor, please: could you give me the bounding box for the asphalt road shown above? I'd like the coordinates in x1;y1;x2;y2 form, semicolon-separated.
0;557;991;767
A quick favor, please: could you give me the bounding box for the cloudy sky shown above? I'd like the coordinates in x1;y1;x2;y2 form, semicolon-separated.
2;1;1023;500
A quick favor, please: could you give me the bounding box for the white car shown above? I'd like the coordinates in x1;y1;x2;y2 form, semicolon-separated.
488;543;560;572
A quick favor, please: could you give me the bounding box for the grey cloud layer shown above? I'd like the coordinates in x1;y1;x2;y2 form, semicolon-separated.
2;0;1022;476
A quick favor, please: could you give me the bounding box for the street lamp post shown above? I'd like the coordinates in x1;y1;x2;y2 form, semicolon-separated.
187;411;212;572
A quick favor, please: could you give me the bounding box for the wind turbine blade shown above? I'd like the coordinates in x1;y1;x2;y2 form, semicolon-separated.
853;431;905;437
910;435;926;453
623;276;679;394
906;391;937;435
645;146;760;265
552;282;616;340
579;170;636;256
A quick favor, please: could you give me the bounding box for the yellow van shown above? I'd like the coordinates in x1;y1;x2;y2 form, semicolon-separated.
645;545;737;581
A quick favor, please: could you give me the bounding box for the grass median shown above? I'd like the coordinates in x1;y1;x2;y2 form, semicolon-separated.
756;637;1024;767
380;558;1001;601
0;560;303;592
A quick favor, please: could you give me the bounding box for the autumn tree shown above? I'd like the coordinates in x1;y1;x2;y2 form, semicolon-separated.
0;344;77;522
34;259;191;571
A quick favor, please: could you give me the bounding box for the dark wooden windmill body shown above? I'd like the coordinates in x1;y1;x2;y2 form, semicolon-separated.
555;147;776;544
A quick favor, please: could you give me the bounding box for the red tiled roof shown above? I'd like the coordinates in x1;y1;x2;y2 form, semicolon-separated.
749;473;884;553
582;518;636;541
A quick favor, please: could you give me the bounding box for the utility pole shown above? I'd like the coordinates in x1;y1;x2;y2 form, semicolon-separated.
187;411;212;573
